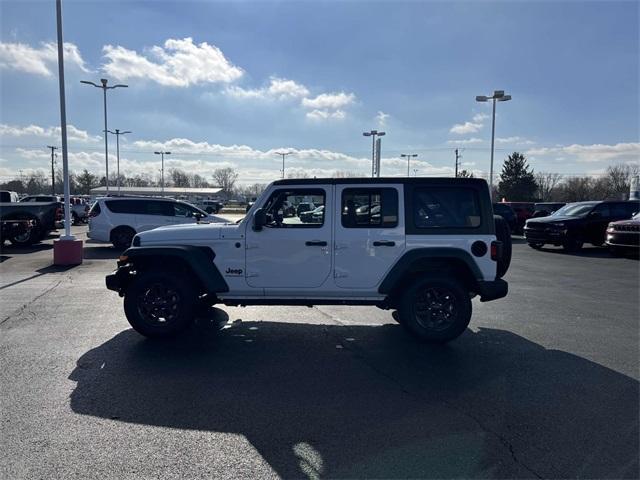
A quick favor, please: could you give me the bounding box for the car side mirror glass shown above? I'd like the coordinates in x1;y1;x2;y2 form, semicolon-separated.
253;208;266;231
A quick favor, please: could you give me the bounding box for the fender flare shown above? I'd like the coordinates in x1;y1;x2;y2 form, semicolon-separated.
120;245;229;293
378;247;483;295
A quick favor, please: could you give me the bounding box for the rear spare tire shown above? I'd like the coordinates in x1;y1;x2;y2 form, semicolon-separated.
494;214;512;278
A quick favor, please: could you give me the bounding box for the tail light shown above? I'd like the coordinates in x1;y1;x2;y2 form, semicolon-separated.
491;240;503;261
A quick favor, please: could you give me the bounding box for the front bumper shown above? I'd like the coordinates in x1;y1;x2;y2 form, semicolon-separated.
477;278;508;302
606;231;639;248
523;226;567;244
106;265;133;295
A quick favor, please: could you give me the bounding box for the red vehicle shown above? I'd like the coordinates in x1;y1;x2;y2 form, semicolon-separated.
499;202;534;234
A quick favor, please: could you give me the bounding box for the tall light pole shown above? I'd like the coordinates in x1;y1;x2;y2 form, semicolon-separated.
476;90;511;200
363;130;385;177
107;129;131;194
81;78;128;194
400;153;417;177
47;145;58;195
275;151;293;179
154;151;171;194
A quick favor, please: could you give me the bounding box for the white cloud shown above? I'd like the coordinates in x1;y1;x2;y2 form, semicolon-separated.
447;137;483;145
0;41;89;76
472;113;490;123
449;121;483;135
302;92;355;110
102;37;243;87
306;109;346;121
376;111;389;128
0;123;100;142
495;136;535;145
225;76;309;100
525;142;640;163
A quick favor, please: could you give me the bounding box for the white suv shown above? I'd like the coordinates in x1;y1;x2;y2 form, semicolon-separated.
106;178;511;343
88;197;226;248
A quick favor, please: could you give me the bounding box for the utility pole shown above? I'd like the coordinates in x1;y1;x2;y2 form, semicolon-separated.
275;151;293;179
455;149;461;178
107;129;131;194
400;153;418;177
47;145;58;194
154;151;171;194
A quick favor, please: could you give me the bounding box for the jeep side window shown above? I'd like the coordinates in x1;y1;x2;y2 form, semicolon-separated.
413;187;481;228
341;188;398;228
262;188;326;228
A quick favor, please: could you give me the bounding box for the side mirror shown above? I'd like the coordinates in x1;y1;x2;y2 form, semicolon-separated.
253;208;266;231
589;211;601;219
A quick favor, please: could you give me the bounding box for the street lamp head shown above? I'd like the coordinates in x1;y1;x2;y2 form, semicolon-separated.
100;78;108;86
499;94;512;102
493;90;505;99
378;131;386;137
154;151;161;155
475;95;488;102
363;132;372;137
165;152;171;155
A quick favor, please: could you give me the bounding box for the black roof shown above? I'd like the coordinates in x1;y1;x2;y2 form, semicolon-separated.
272;177;487;186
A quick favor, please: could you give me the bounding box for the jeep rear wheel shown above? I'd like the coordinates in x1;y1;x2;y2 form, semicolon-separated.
398;276;471;343
124;270;196;338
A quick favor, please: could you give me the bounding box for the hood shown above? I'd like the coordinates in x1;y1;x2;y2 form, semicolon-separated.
136;221;238;243
609;218;640;226
527;215;581;225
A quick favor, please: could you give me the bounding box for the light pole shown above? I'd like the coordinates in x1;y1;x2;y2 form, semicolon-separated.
107;129;131;194
154;151;171;194
363;130;385;177
476;90;511;200
81;78;128;194
275;151;293;179
400;153;417;177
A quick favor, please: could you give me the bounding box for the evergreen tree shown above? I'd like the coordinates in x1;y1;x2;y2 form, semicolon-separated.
497;152;537;201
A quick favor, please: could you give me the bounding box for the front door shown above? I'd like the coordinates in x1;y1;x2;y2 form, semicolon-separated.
334;185;405;288
245;186;332;290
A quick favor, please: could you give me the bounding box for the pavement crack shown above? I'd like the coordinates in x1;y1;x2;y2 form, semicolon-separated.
0;278;64;326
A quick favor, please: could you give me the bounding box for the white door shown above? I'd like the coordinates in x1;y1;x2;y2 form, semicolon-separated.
334;185;405;289
245;186;332;290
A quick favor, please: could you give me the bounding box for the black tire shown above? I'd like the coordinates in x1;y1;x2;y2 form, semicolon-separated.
9;217;40;246
494;215;512;278
562;238;583;252
124;270;196;338
528;242;544;250
397;276;472;343
111;226;136;249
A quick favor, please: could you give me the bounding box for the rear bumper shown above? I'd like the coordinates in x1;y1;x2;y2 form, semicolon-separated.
477;278;508;302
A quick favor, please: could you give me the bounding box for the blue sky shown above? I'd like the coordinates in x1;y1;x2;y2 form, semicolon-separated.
1;0;638;184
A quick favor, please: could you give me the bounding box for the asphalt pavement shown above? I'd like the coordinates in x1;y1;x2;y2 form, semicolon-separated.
1;227;638;479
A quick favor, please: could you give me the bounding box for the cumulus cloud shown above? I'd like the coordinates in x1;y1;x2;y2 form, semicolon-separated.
449;121;483;135
525;142;640;163
0;123;100;142
225;76;309;100
447;137;483;145
495;136;535;145
102;37;243;87
302;92;355;110
376;111;389;128
0;41;89;76
306;109;346;121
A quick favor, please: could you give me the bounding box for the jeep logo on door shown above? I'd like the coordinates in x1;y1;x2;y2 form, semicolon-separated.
225;267;243;276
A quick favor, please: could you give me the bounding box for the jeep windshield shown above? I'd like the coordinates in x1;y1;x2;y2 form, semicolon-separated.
552;202;599;217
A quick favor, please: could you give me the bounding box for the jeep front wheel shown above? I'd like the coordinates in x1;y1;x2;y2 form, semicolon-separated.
398;276;471;343
124;270;196;338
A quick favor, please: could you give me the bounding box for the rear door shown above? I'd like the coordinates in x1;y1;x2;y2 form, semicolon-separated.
135;200;176;232
334;184;405;289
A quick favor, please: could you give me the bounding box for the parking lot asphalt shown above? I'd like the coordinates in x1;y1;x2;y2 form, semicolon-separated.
1;226;638;479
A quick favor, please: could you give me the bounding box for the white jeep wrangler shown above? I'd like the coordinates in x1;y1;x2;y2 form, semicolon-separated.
106;178;511;343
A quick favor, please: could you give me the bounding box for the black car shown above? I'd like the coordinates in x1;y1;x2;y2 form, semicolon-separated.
493;203;517;232
531;202;565;218
524;200;640;251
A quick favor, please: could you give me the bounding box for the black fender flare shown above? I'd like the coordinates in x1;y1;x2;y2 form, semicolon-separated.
118;245;229;293
378;247;483;295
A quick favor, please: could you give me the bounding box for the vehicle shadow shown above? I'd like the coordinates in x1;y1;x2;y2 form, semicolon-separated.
538;246;622;258
68;318;639;479
0;243;54;254
83;245;122;260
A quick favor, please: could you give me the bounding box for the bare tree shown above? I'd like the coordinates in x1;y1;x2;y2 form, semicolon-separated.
535;172;562;201
333;170;364;178
212;167;239;196
457;170;474;178
605;163;639;199
559;177;594;202
169;168;191;188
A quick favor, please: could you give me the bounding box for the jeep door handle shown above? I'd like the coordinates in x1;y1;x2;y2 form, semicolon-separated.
373;240;396;247
305;240;328;246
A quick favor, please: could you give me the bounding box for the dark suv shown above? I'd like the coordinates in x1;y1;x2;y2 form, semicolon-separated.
493;203;517;232
524;200;640;251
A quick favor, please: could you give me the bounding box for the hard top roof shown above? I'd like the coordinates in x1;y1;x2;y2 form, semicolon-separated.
272;177;487;186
